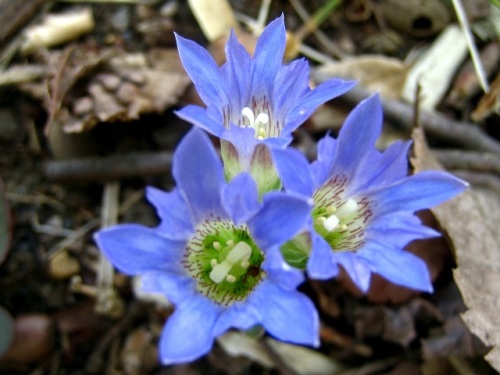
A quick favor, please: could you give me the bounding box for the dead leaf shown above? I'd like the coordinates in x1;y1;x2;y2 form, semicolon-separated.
411;127;500;372
21;46;191;134
377;0;450;37
402;25;468;111
187;0;238;42
314;55;409;100
471;72;500;122
217;331;342;375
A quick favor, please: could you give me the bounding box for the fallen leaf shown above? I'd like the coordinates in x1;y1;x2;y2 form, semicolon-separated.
411;127;500;371
471;72;500;122
217;331;342;375
314;55;409;100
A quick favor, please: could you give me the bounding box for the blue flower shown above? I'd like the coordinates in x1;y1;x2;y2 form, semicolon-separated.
274;94;468;293
94;128;318;365
174;15;355;194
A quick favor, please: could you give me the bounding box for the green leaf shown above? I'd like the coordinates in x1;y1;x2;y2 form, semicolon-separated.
280;232;311;270
0;305;14;359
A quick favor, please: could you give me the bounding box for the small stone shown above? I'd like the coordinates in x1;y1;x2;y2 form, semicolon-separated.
48;249;80;280
116;82;138;104
123;71;146;85
72;96;94;116
97;73;122;91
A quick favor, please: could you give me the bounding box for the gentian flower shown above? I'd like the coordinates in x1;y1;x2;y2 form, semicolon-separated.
174;15;355;195
274;94;468;293
94;128;318;364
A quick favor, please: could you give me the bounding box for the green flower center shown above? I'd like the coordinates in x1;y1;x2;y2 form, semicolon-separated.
183;218;265;307
312;176;372;252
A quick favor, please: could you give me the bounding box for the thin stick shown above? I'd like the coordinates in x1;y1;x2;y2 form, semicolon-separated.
310;80;500;154
44;151;173;182
95;182;123;317
451;0;489;92
288;0;346;59
432;150;500;174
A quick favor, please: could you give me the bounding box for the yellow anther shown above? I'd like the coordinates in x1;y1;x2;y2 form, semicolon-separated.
226;239;235;247
226;275;236;283
213;241;221;250
210;259;218;268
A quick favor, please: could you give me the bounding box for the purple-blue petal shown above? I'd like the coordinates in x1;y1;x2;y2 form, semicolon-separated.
331;94;382;180
140;272;195;305
264;246;305;290
335;252;372;293
172;128;227;222
307;232;339;279
159;295;221;364
272;148;314;196
311;135;337;187
94;224;185;275
284;79;357;133
250;15;286;98
367;213;440;248
358;242;433;292
146;186;194;241
222;173;260;225
248;192;311;249
349;140;412;196
175;33;227;108
223;29;251;110
175;105;225;137
212;303;261;337
250;281;319;347
273;58;310;114
368;171;468;217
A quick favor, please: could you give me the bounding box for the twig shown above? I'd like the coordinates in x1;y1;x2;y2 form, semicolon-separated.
46;218;100;259
44;151;173;182
95;182;125;318
85;302;146;375
288;0;346;59
432;150;500;174
451;0;489;93
310;80;500;154
0;0;47;45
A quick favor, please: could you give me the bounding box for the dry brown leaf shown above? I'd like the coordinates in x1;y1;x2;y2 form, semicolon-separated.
314;56;409;99
411;127;500;372
21;46;191;134
187;0;238;42
217;331;342;375
471;72;500;122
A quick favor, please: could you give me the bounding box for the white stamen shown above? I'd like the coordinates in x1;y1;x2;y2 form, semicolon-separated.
226;275;236;283
340;224;348;231
209;261;232;284
335;199;358;219
226;241;252;264
210;259;218;267
226;239;235;247
213;241;221;250
242;107;255;127
255;113;269;127
209;241;252;284
241;260;250;268
323;215;340;232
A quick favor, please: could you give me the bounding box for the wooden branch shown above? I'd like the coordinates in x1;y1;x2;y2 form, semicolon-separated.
44;151;173;182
